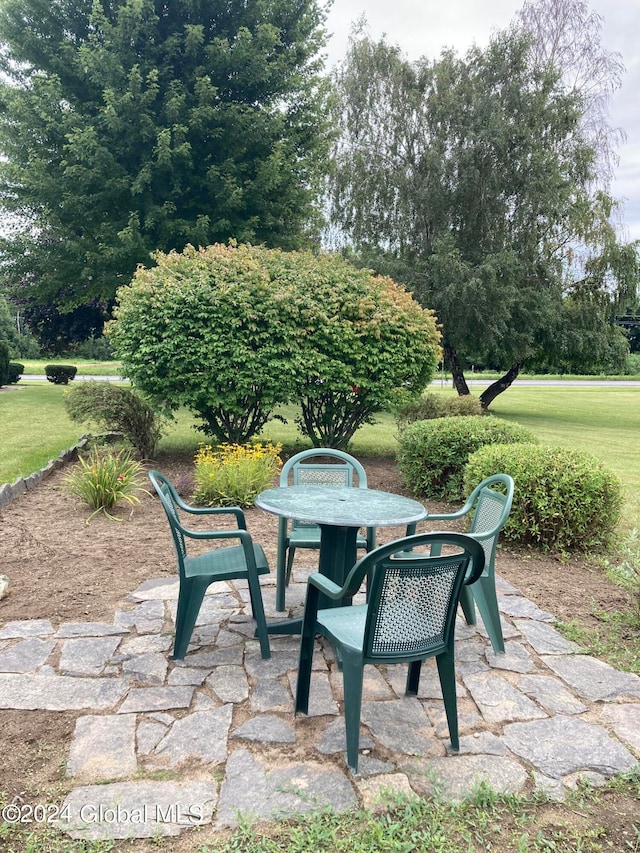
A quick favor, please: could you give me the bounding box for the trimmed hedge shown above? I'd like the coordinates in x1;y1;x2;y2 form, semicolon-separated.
8;362;23;384
0;341;9;387
464;443;623;552
396;392;483;432
45;364;77;384
397;415;537;499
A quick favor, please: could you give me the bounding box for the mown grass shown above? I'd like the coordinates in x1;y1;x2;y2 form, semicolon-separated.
17;359;122;376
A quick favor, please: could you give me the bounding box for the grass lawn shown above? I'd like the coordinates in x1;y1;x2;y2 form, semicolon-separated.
17;359;122;376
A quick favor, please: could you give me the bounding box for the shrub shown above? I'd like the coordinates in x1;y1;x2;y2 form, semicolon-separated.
64;382;164;459
464;443;623;551
193;442;282;508
0;341;9;386
45;364;77;384
64;448;148;521
397;415;536;500
396;392;483;431
7;362;23;384
108;243;441;447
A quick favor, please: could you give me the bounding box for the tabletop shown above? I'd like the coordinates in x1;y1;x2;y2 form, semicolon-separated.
255;485;427;528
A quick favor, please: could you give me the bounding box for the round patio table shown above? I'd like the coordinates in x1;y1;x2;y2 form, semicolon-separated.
255;485;428;634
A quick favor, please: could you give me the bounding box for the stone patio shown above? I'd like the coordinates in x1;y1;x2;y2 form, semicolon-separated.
0;569;638;842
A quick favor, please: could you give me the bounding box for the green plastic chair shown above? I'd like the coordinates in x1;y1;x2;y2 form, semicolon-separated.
275;449;376;612
408;474;514;654
295;531;485;773
148;470;271;661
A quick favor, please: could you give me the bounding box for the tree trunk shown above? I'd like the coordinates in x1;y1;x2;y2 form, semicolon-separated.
479;360;525;410
444;343;470;396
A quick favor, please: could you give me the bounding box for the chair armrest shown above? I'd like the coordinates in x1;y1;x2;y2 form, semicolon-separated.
179;526;252;544
171;493;246;528
307;572;344;600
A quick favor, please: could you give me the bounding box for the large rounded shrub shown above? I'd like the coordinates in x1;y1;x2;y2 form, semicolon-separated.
464;443;623;551
397;415;536;499
108;243;440;446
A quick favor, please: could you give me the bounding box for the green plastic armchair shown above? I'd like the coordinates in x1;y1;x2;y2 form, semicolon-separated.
148;470;271;661
295;531;485;773
409;474;514;654
275;448;376;612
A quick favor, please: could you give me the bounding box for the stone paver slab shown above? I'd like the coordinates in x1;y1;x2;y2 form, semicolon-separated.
232;715;295;744
514;619;583;655
118;687;193;714
463;671;547;723
215;749;356;829
404;754;528;801
498;597;554;622
502;715;638;779
56;622;128;638
485;641;535;673
361;697;440;756
60;637;122;677
599;703;640;752
0;619;54;639
68;714;137;781
58;780;217;839
0;673;128;710
517;674;587;715
542;655;640;701
207;665;249;703
0;638;55;672
153;707;233;766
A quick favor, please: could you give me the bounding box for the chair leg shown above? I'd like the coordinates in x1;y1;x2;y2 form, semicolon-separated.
342;653;365;773
173;578;209;661
406;659;423;695
285;546;296;586
471;578;505;654
275;520;288;612
294;586;319;716
459;584;477;625
436;652;459;751
247;572;271;660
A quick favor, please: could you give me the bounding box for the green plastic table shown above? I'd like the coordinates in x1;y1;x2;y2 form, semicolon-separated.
255;484;428;634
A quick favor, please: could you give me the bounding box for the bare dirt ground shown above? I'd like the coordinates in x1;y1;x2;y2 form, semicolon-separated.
0;454;637;850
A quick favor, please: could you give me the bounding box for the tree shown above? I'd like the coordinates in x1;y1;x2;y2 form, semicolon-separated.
108;243;441;447
327;29;639;408
0;0;331;346
518;0;625;193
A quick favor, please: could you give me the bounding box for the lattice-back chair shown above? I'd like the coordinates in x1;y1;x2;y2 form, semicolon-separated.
149;470;270;661
295;532;485;773
409;474;514;653
275;449;376;611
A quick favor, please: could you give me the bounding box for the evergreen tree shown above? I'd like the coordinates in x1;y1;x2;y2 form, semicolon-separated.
0;0;331;344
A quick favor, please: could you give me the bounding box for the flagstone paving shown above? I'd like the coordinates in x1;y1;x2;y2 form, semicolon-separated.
0;572;638;841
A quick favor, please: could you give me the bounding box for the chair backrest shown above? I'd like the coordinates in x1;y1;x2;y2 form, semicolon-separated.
280;448;368;488
354;533;485;663
280;449;368;530
148;469;188;574
468;474;514;571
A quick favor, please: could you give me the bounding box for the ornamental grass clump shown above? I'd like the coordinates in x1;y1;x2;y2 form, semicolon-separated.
194;442;282;508
65;448;148;521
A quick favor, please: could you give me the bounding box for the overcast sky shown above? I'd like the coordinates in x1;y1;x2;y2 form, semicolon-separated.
323;0;640;242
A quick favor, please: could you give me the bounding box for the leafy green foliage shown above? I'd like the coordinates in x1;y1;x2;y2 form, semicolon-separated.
0;341;9;386
7;362;23;384
397;415;536;499
64;448;148;521
44;364;77;384
328;29;639;407
64;381;164;459
194;442;282;508
602;529;640;619
396;392;483;432
464;443;623;551
0;0;331;346
108;243;440;446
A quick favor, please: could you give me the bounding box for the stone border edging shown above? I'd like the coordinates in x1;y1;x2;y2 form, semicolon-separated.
0;435;91;510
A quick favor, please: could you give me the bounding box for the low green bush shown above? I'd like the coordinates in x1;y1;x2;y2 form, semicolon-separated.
7;362;23;384
396;392;483;431
64;381;164;459
397;415;536;499
45;363;77;384
464;443;623;552
0;341;9;386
